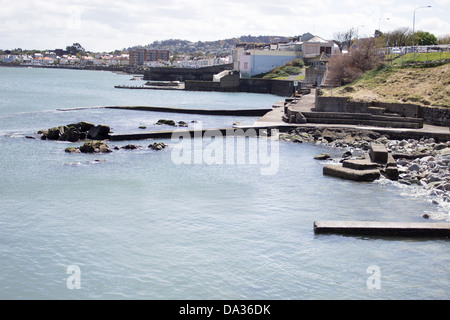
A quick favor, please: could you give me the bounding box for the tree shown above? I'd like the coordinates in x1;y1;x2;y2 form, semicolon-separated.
414;31;437;45
380;27;413;47
327;38;384;85
66;43;85;55
334;28;358;52
438;34;450;45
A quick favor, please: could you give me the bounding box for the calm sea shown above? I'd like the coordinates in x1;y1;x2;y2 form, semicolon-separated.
0;66;448;300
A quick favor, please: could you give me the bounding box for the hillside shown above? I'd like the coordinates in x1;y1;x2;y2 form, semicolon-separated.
322;63;450;108
129;35;291;55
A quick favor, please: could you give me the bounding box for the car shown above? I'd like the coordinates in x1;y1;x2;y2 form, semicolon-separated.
391;48;401;54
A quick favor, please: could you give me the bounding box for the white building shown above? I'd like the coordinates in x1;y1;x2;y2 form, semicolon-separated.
234;34;339;78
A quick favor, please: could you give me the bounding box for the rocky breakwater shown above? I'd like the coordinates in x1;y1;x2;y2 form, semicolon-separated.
279;127;450;215
388;138;450;200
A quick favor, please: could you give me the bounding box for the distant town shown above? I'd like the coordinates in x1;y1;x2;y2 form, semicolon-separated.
1;30;449;81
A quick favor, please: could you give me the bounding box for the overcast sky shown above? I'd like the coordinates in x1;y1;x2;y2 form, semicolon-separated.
1;0;449;52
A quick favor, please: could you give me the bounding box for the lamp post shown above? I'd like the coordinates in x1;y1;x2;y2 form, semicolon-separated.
413;6;431;62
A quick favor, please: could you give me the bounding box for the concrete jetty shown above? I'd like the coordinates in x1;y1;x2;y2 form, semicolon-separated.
108;127;275;141
314;221;450;238
105;106;272;117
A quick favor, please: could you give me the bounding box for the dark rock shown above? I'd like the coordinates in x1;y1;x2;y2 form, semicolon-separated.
342;151;353;159
65;147;80;153
66;128;81;142
47;127;61;140
25;136;36;139
178;121;188;127
79;141;111;154
87;125;110;140
156;119;176;126
138;125;147;129
79;121;95;132
149;142;167;151
122;144;140;150
314;153;332;160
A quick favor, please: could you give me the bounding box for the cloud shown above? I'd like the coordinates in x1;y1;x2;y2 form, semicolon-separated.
0;0;448;51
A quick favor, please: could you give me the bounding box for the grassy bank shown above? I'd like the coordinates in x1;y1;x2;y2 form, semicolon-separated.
252;58;305;80
322;62;450;108
387;52;450;66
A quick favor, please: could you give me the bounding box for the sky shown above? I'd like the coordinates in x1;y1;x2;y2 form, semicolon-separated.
0;0;449;52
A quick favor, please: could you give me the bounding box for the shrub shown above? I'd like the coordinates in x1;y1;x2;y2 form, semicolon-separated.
328;38;385;85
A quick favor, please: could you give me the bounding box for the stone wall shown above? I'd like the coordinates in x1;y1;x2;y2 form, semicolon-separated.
421;106;450;127
371;101;421;118
315;96;368;113
315;94;450;126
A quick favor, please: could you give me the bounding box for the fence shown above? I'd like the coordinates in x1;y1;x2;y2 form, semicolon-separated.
382;45;450;66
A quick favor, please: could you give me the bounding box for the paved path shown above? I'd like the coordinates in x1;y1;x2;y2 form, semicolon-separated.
251;89;450;139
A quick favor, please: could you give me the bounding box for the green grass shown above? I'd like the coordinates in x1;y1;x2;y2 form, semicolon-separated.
389;52;450;65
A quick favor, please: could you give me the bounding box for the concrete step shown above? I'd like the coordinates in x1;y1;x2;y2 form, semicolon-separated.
304;118;423;129
302;112;424;129
342;159;381;170
323;164;381;182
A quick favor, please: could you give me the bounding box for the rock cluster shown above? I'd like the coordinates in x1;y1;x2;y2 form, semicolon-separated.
280;127;450;208
65;141;112;154
39;122;110;142
66;142;168;154
279;127;381;151
155;119;188;127
387;138;450;197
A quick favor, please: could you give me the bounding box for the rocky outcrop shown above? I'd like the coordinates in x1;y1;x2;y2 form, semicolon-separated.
148;142;167;150
155;119;189;127
65;141;112;154
39;122;110;142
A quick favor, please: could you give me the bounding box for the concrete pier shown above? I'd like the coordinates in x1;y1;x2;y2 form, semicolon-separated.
314;221;450;238
108;127;276;141
105;106;272;117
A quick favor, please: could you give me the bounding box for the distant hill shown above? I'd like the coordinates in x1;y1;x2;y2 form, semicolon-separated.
128;35;291;55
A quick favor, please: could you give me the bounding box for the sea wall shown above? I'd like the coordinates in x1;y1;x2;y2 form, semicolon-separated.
185;77;295;97
143;64;233;82
315;95;449;126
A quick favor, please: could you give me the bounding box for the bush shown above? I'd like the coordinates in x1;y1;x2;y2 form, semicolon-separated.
328;38;385;85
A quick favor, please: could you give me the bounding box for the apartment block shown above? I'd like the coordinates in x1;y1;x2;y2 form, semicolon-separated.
129;49;170;66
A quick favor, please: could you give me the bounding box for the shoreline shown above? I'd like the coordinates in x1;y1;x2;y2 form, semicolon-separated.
277;126;450;220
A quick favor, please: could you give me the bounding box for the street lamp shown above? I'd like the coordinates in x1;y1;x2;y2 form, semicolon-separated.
413;5;431;61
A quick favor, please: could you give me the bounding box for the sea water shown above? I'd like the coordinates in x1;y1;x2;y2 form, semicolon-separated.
0;66;449;300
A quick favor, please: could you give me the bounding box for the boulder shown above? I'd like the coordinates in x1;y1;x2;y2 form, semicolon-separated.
149;142;167;151
87;125;110;140
156;119;176;126
79;141;112;153
65;147;80;153
122;144;140;150
314;153;331;160
47;127;61;140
